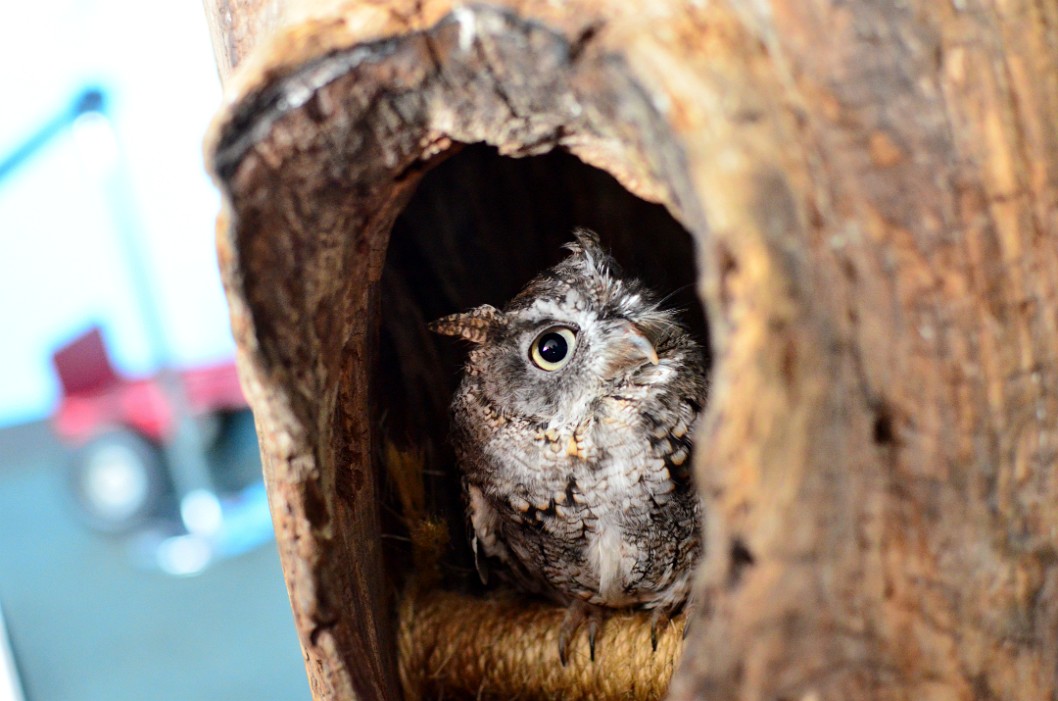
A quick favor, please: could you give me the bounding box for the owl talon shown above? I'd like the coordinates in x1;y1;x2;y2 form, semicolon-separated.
470;533;490;585
474;554;489;585
648;608;669;652
681;598;697;640
557;600;604;666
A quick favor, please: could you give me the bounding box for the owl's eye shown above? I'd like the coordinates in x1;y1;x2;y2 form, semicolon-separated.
529;327;577;371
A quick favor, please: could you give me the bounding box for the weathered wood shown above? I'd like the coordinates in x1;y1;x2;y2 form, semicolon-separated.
669;4;1058;700
204;1;1058;700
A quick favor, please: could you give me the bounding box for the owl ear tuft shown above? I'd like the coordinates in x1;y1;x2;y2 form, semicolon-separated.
429;304;504;344
564;227;619;278
565;227;604;256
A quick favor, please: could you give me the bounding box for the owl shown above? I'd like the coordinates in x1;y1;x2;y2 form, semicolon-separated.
431;229;707;661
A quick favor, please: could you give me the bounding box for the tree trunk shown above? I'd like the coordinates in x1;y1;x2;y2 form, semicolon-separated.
202;1;1058;700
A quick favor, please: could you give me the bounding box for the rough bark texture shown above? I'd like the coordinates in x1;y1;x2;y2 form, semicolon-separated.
203;1;1058;700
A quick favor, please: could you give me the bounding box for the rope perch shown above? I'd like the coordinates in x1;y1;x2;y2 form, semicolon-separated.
398;587;686;701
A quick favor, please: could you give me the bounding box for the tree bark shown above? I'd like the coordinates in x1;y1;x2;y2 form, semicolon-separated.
203;1;1058;700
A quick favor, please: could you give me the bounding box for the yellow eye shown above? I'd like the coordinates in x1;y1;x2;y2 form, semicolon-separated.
529;327;577;371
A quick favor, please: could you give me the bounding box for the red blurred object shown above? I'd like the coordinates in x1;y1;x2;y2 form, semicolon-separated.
51;327;247;445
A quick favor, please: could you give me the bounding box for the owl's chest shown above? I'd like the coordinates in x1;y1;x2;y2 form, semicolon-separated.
461;391;698;606
476;404;678;547
480;421;687;604
477;399;660;499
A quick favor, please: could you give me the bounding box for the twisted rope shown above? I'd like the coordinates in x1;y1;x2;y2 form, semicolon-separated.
398;586;685;700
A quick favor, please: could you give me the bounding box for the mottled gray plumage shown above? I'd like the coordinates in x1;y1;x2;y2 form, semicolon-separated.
432;229;707;624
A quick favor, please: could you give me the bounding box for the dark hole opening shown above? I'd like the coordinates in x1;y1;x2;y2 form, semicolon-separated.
728;538;756;588
375;143;710;590
873;405;896;445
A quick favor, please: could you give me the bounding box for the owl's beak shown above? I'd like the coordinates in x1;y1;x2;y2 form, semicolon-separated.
621;322;660;366
599;322;660;379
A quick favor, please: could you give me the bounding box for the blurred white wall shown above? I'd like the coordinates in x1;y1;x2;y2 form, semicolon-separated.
0;0;232;426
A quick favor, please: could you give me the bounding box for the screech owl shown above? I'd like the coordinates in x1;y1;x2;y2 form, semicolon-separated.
431;229;707;660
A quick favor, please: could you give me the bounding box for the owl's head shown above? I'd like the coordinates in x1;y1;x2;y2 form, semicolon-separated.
430;229;683;420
